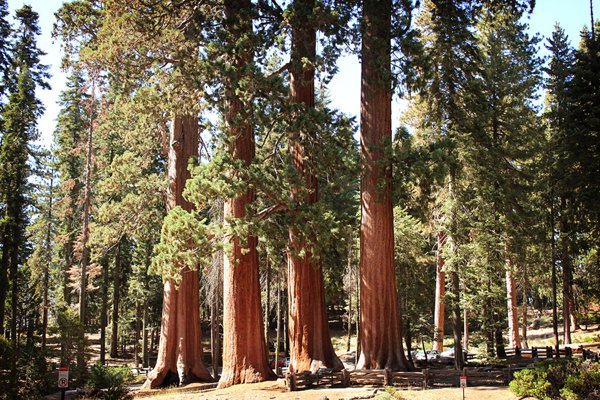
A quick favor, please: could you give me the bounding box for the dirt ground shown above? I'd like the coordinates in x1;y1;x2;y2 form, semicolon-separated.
136;380;516;400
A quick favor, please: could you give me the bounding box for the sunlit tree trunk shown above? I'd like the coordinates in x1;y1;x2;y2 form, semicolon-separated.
506;266;521;348
433;232;446;351
287;0;343;374
218;0;276;387
144;115;213;388
110;242;122;358
357;0;408;371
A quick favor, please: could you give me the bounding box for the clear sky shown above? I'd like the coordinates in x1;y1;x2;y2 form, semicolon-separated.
6;0;599;148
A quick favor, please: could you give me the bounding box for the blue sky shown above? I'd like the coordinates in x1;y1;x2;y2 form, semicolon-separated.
6;0;599;148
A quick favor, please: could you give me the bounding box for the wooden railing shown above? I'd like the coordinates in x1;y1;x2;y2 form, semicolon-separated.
285;367;511;392
504;346;573;361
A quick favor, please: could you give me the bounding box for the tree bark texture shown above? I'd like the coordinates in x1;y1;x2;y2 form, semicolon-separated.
287;0;343;374
505;267;521;348
358;0;408;371
100;260;109;364
561;196;572;344
79;114;93;326
433;232;446;351
144;115;213;388
218;0;276;387
110;243;122;358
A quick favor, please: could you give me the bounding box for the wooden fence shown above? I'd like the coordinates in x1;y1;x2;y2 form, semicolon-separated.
504;346;573;361
285;367;511;392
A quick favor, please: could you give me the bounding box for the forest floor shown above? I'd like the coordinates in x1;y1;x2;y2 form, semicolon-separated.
135;379;516;400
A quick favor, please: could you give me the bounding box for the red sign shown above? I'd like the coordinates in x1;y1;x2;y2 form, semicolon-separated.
58;367;69;388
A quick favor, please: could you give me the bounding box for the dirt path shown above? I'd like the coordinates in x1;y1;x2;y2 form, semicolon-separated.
136;380;516;400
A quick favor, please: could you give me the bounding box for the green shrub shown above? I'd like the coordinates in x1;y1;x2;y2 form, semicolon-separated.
510;368;552;400
87;363;133;400
509;359;600;400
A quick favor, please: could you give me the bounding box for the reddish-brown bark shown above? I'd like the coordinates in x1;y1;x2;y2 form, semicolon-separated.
143;116;213;389
433;232;446;351
505;267;521;349
218;0;276;388
286;0;343;374
357;0;409;371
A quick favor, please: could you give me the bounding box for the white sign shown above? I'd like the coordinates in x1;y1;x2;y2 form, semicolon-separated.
58;368;69;388
460;375;467;389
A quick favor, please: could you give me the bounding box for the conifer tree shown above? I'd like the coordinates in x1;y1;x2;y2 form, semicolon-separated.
0;0;11;101
544;23;575;348
0;5;48;342
462;3;542;354
286;0;343;373
358;0;410;370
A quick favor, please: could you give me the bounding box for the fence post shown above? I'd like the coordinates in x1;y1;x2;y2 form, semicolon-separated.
423;368;430;389
532;347;538;359
565;347;572;359
285;371;296;392
342;369;350;387
384;368;392;386
547;346;553;359
515;347;521;358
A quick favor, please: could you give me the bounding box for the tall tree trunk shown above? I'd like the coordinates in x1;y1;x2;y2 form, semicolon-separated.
358;0;408;371
463;308;468;350
79;108;94;326
142;298;149;368
41;176;54;350
100;260;109;364
0;240;9;335
143;115;213;388
210;289;220;380
275;277;281;374
449;271;464;369
522;262;529;349
110;243;122;358
433;232;446;351
550;196;560;353
287;0;342;374
264;255;271;345
218;1;275;387
560;196;572;344
506;266;521;348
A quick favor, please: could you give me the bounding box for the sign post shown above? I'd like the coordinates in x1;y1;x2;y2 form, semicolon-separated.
460;375;467;400
58;367;69;400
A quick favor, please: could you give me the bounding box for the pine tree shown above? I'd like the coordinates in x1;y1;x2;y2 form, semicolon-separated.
0;0;11;101
461;3;543;355
543;23;575;349
53;69;88;308
0;5;48;344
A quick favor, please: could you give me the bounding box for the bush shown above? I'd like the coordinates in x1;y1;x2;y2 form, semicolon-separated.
87;363;133;400
16;346;53;399
510;359;600;400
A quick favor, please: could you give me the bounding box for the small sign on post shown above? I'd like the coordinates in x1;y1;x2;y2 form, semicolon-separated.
58;367;69;400
58;367;69;388
460;375;467;400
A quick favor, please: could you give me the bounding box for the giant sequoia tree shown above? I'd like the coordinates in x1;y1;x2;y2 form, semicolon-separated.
218;0;275;387
358;0;409;370
286;0;343;374
145;116;213;388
